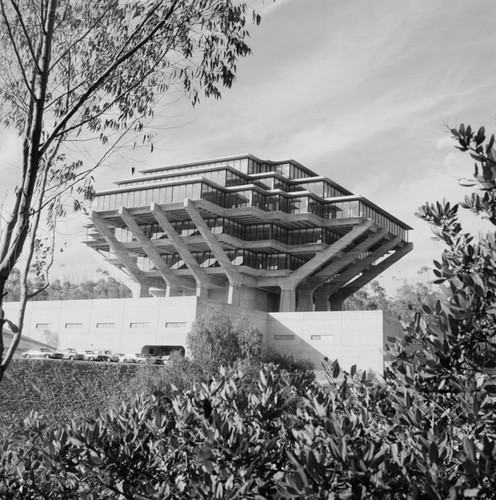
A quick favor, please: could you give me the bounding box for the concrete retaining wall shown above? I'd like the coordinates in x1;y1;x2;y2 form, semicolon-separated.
3;298;402;372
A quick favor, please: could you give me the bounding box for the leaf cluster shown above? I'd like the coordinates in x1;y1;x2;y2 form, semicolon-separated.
4;268;132;302
451;124;496;223
187;306;265;376
2;355;496;499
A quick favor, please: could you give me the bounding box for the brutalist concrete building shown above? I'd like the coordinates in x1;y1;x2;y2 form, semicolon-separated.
6;155;412;372
87;154;412;311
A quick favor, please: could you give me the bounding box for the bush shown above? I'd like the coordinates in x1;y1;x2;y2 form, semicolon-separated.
187;307;264;375
3;357;494;499
1;346;496;499
126;351;204;402
0;365;383;499
0;360;136;439
261;347;314;372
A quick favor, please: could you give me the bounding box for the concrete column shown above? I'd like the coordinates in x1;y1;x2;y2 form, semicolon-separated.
329;291;345;311
196;284;210;299
228;283;242;307
165;285;181;298
279;286;296;312
297;287;314;312
130;283;150;298
151;203;212;294
314;290;329;311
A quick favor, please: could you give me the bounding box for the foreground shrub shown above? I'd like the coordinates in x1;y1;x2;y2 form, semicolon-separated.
0;360;136;438
126;351;205;402
0;365;380;499
2;356;495;499
261;347;315;373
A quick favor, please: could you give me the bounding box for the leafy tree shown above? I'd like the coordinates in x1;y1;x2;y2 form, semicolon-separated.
3;268;21;302
4;268;132;301
0;0;262;380
343;273;443;329
187;307;264;375
343;280;391;311
412;123;496;369
388;268;443;326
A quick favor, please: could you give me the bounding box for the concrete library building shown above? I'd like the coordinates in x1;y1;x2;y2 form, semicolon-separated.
6;154;412;372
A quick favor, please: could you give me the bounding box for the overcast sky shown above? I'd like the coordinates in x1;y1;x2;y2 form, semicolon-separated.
2;0;496;293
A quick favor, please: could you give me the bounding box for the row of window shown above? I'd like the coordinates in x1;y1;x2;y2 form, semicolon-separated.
96;182;203;210
273;334;332;341
271;334;396;343
274;334;397;342
36;322;187;329
124;167;346;201
123;169;247;189
249;160;311;179
332;201;407;239
142;159;250;177
155;250;308;272
95;182;407;240
140;157;313;180
96;182;338;218
223;189;336;219
114;218;340;247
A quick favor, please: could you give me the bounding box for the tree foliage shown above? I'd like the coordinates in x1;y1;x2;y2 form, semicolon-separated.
0;0;261;378
187;307;264;375
344;276;442;327
343;280;391;312
4;269;131;301
388;269;442;326
0;357;495;499
0;359;136;439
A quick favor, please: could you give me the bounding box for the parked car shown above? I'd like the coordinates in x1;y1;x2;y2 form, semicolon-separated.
75;350;97;361
119;353;138;363
21;348;61;360
135;354;148;364
55;348;77;360
151;355;169;365
95;350;113;362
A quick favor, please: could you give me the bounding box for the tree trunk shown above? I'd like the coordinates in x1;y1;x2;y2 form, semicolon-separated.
0;0;58;384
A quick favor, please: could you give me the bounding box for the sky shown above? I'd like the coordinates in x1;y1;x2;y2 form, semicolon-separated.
2;0;496;293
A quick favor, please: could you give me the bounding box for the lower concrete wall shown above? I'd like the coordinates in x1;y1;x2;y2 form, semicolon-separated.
268;311;390;373
3;298;403;372
3;297;198;355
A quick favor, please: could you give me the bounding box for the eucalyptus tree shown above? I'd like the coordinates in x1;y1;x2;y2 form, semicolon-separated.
0;0;260;380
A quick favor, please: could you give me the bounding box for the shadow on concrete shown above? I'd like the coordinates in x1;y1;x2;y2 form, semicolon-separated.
3;329;57;357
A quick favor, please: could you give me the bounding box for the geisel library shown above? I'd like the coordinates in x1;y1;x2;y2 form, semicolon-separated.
8;154;413;372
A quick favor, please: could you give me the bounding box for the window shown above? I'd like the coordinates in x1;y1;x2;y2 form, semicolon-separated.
165;322;187;328
97;323;115;328
36;323;52;329
130;322;150;328
387;336;397;343
312;334;332;341
65;323;83;329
